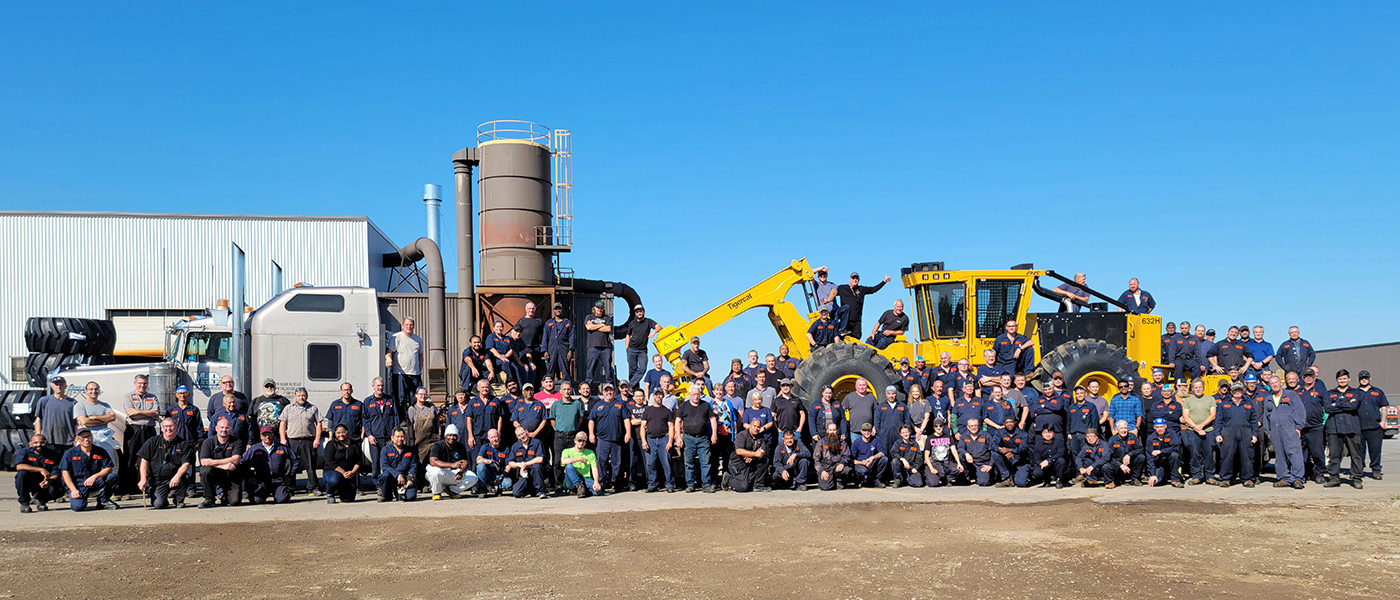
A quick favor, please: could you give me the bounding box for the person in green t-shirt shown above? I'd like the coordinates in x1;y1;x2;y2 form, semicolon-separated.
560;431;602;497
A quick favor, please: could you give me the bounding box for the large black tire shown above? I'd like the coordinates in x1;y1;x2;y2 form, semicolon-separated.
1031;339;1139;392
24;317;117;354
792;341;900;404
24;352;114;387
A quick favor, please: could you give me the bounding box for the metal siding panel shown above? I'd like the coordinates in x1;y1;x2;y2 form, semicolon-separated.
380;292;463;393
0;214;394;387
1315;343;1400;393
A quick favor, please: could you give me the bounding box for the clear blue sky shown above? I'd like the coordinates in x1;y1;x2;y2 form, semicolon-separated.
3;3;1397;367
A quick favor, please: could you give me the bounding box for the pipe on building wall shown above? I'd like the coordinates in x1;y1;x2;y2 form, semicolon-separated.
388;237;447;375
452;148;479;354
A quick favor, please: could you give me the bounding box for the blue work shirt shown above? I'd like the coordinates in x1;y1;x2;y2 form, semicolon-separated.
874;401;908;436
993;333;1030;367
851;435;884;461
15;445;61;471
1066;401;1100;435
242;441;300;479
1148;397;1183;428
167;403;205;442
58;444;114;482
378;444;415;478
363;394;399;439
1076;438;1109;470
1358;387;1389;429
542;317;573;351
511;399;549;433
508;437;545;466
445;403;472;437
983;399;1015;429
589;398;631;443
1116;289;1155;314
994;428;1028;460
484;332;513;361
468;396;502;440
326;398;364;439
956;431;993;463
211;408;253;445
1275;339;1315;375
476;443;510;469
1146;430;1180;456
1107;433;1143;462
1216;399;1260;437
950;397;984;432
976;365;1006;396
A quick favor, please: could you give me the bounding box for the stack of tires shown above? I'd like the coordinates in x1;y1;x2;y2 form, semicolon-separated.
0;389;43;470
23;317;118;388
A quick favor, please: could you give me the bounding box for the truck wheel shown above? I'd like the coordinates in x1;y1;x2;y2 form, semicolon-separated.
1032;339;1140;394
792;342;900;405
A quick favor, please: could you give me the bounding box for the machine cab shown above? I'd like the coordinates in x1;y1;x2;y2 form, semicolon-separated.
902;262;1037;365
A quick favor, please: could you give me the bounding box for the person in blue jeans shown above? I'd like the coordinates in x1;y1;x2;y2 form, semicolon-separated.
674;386;718;493
640;388;677;492
560;432;603;497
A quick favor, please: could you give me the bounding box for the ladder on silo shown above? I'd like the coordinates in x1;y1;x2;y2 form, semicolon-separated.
545;129;574;285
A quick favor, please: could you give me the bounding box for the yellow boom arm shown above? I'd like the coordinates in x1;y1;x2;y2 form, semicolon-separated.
654;258;818;386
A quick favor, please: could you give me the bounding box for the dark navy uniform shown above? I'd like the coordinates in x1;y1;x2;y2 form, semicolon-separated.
976;364;1007;398
993;332;1033;374
58;444;117;511
1324;388;1363;483
1074;437;1109;484
1032;391;1068;434
808;401;846;442
136;434;194;508
242;440;300;503
14;444;63;507
890;437;924;487
1104;432;1145;485
773;438;811;488
1149;397;1184;430
851;434;889;486
1065;401;1101;459
991;428;1030;487
1208;339;1250;373
590;398;631;489
326;398;364;442
167;403;205;444
777;355;803;379
506;436;546;497
363;394;399;479
950;397;984;437
722;371;754;401
467;396;503;450
1358;386;1388;477
1297;385;1327;479
459;346;491;390
474;442;511;494
1173;335;1201;381
374;443;417;501
1145;430;1182;484
542;316;574;381
1030;433;1067;486
1274;338;1315;376
1216;398;1259;484
211;408;253;447
874;401;909;454
956;430;994;486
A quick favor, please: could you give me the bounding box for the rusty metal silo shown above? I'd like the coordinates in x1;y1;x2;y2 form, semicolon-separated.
477;121;555;287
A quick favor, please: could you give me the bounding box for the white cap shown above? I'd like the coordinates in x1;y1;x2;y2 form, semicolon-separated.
445;424;460;436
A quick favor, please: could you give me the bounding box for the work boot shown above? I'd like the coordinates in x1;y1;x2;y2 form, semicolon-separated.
1273;481;1289;488
796;484;807;491
1242;480;1255;488
35;501;48;512
432;494;442;501
685;486;697;493
1055;481;1064;489
1170;480;1183;488
19;505;32;514
873;481;886;489
1373;472;1383;480
1105;482;1117;490
1351;478;1364;490
1323;479;1340;488
702;485;716;493
198;499;216;509
1313;475;1326;485
1292;480;1306;490
1218;481;1230;488
1204;478;1219;486
1187;478;1202;486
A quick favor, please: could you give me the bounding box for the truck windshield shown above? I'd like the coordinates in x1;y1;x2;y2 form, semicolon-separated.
184;331;232;363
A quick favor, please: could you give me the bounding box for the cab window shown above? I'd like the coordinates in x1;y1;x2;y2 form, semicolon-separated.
976;279;1024;338
915;282;966;340
184;332;232;363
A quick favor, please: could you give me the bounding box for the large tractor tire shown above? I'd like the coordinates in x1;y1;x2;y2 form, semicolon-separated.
1032;339;1140;394
792;341;900;404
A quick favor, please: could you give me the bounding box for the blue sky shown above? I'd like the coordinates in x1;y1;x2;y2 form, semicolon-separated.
2;3;1397;366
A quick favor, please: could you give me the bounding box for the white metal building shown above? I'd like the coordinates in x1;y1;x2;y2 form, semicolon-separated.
0;211;411;387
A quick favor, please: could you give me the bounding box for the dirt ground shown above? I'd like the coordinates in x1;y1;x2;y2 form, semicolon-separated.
1;498;1397;599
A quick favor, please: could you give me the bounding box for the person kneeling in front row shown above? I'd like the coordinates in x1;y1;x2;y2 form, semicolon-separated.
560;431;603;497
320;425;361;504
426;425;476;500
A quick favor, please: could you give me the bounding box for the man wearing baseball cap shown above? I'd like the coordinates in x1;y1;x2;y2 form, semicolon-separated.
1356;370;1388;480
834;271;891;339
58;427;119;511
542;301;574;381
583;300;614;386
1144;417;1182;487
620;303;661;388
240;425;300;504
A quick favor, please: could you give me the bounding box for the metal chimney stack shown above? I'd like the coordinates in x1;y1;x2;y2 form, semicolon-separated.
423;184;443;247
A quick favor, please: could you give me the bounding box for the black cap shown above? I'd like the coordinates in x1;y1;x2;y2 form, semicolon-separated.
594;300;606;308
850;272;860;279
1206;329;1216;336
1359;370;1371;379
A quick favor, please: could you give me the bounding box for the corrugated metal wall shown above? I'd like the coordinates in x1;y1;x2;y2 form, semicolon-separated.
1315;342;1400;392
380;293;464;392
0;212;403;387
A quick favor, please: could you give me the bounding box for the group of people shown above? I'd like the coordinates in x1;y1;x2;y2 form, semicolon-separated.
15;318;1386;515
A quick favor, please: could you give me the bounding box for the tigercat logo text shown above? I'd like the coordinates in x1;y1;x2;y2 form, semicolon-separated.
727;293;753;310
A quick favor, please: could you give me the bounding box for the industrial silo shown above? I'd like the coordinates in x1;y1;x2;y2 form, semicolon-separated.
477;121;555;287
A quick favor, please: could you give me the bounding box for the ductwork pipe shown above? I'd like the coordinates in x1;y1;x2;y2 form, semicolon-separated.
390;238;447;374
569;278;643;314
